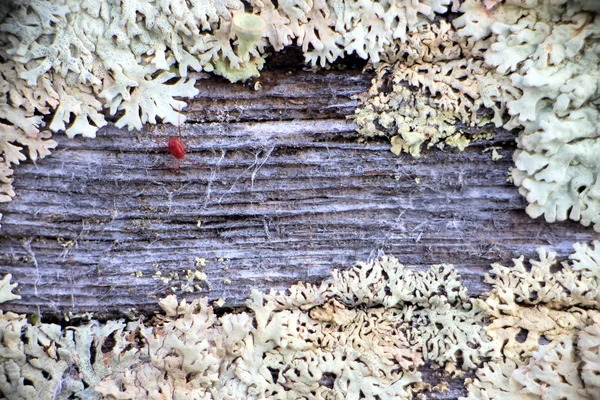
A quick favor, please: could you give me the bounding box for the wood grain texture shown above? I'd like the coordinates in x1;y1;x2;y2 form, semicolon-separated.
1;63;597;320
2;56;598;399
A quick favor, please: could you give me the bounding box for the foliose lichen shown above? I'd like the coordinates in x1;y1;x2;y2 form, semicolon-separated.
0;0;598;232
352;18;514;156
3;243;600;398
353;0;600;231
0;274;20;303
463;240;600;399
3;244;600;398
0;254;494;399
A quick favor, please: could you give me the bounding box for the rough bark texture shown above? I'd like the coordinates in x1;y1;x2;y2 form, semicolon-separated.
0;54;597;398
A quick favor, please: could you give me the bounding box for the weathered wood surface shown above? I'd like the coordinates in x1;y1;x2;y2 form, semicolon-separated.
1;62;597;321
2;56;599;399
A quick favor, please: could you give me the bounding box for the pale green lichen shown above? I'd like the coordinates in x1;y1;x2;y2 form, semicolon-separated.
0;274;20;303
0;0;450;213
0;255;493;399
465;0;600;232
463;241;600;399
0;59;57;209
490;3;600;232
351;0;600;232
353;19;513;156
231;13;267;62
2;0;598;231
579;313;600;399
2;245;600;398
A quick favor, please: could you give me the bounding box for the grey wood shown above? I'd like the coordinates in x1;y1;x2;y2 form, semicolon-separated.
1;62;598;399
1;67;596;318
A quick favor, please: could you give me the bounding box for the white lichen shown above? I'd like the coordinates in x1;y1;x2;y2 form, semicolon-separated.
2;0;597;230
0;274;20;303
492;4;600;232
2;245;600;398
464;240;600;399
351;0;600;231
353;19;510;156
579;313;600;399
0;255;492;399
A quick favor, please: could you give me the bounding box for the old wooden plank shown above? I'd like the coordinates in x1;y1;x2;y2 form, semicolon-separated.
1;66;596;322
2;56;599;400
